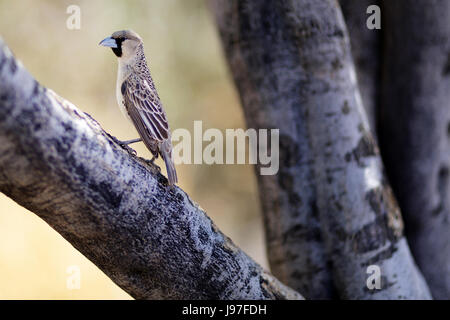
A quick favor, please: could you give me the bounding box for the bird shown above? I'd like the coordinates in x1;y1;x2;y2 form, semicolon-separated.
99;30;177;185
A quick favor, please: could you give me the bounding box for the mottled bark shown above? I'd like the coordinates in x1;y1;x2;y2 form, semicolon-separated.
379;0;450;299
0;39;303;300
212;0;431;299
339;0;381;135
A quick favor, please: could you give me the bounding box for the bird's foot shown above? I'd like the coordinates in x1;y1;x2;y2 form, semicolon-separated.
107;133;139;156
120;143;137;156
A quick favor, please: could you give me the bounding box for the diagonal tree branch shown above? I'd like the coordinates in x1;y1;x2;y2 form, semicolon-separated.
0;38;302;300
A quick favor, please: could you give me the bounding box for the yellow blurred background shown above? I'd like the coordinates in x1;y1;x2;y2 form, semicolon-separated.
0;0;267;299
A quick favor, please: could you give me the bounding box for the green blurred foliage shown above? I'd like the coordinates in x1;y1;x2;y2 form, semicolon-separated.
0;0;267;299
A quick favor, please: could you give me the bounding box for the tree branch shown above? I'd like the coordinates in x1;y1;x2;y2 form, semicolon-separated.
0;38;302;300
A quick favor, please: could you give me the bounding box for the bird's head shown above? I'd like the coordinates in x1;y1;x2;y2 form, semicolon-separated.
99;30;143;60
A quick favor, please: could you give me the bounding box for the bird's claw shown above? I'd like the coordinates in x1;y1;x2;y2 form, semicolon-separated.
107;133;137;155
120;143;137;156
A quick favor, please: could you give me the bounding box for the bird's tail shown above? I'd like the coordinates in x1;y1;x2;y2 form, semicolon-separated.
162;147;177;186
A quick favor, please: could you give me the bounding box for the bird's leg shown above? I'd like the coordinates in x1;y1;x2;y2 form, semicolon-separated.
116;138;141;155
106;133;140;155
120;138;142;145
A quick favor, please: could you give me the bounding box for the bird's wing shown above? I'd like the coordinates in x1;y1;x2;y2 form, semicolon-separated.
121;74;170;145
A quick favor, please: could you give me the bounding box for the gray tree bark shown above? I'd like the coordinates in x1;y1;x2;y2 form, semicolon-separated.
0;38;303;300
339;0;381;135
379;0;450;299
212;0;431;299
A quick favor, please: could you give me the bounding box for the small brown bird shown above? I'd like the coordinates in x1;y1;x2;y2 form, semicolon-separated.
99;30;177;185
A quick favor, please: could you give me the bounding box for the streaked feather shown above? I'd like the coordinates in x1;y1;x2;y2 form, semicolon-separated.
121;72;178;185
122;74;169;142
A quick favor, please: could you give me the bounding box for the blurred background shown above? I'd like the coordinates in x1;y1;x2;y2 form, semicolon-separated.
0;0;268;299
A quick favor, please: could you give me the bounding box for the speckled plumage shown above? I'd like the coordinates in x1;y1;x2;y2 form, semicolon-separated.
101;30;177;185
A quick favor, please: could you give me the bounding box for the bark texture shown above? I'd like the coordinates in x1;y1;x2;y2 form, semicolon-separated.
212;0;431;299
339;0;380;135
380;0;450;299
0;39;303;300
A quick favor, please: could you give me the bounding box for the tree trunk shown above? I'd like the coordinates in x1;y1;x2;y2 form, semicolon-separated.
379;0;450;299
211;0;336;300
212;0;431;299
0;38;303;300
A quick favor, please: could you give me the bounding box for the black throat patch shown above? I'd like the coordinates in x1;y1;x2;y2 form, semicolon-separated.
112;37;125;57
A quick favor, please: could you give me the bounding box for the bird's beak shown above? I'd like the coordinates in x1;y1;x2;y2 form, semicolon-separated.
99;37;117;48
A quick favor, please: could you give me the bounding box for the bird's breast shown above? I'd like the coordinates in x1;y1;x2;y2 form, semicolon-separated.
116;64;132;123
